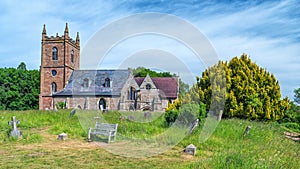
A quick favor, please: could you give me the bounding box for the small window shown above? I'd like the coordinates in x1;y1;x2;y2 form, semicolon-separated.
71;50;74;63
83;78;89;88
52;82;57;93
105;78;110;88
52;47;58;60
52;70;57;76
146;84;151;90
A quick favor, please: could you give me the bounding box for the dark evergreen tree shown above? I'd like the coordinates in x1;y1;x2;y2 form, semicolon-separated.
294;88;300;105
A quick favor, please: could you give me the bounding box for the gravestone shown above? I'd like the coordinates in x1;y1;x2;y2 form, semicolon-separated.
188;119;199;133
144;111;152;119
54;105;58;112
119;116;126;121
57;133;68;140
243;126;251;136
8;116;22;138
218;110;223;121
128;115;135;121
69;108;76;118
184;144;196;156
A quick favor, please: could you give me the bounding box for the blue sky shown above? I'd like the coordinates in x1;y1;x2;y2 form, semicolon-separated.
0;0;299;99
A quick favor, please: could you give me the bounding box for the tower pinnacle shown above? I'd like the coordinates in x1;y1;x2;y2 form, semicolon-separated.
76;32;80;45
64;23;69;34
42;24;46;35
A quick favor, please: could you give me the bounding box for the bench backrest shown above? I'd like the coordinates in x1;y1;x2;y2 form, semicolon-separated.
95;122;118;131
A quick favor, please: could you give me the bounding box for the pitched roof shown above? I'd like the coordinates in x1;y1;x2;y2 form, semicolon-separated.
135;77;178;99
53;70;130;97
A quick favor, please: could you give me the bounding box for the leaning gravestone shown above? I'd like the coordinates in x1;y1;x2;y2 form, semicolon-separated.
188;119;199;133
243;126;251;136
69;108;76;118
184;144;196;156
8;116;22;138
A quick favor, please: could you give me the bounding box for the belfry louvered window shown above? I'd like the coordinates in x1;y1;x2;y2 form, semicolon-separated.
52;47;58;60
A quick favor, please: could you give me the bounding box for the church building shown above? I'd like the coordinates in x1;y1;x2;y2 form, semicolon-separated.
39;24;178;111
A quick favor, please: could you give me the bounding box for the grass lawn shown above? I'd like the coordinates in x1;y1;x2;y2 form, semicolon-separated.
0;110;299;168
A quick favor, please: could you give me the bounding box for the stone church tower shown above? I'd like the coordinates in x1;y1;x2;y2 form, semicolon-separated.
39;23;80;110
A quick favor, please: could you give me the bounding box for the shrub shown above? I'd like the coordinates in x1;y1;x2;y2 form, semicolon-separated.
165;104;199;126
165;109;179;125
177;104;199;126
56;101;65;109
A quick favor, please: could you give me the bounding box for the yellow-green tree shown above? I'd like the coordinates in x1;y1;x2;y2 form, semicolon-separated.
194;54;289;121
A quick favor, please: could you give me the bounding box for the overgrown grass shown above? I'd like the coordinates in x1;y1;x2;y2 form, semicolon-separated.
0;110;299;168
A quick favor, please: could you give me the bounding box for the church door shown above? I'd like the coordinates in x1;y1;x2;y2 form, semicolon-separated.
99;98;106;110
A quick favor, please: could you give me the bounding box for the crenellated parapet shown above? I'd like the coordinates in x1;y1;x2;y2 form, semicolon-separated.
42;23;80;49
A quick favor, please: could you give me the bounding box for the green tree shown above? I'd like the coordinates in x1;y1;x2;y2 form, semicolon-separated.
17;62;27;70
0;63;40;110
178;79;189;100
294;87;300;104
132;67;173;77
193;54;289;121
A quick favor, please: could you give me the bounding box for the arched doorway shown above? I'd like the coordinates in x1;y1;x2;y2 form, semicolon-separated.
99;98;106;110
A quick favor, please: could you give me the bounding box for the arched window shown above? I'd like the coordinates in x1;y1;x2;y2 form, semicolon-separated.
83;78;89;88
129;87;136;100
71;49;74;63
52;82;57;93
105;78;110;88
52;47;58;60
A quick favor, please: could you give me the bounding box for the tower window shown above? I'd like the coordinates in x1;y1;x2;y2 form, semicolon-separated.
52;82;57;93
105;78;110;88
52;70;57;76
71;50;74;63
52;47;58;60
83;78;89;88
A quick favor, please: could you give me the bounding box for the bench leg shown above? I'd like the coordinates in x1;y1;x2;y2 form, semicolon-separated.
87;128;92;142
108;135;111;143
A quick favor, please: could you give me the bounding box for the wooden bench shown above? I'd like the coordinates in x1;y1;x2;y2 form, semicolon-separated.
88;122;118;143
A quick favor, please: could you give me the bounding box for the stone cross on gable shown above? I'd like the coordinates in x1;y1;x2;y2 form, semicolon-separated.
8;116;22;138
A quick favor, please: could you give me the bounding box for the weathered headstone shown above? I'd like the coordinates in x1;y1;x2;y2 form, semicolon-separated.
64;98;69;109
8;116;22;138
57;133;68;140
54;104;58;112
119;116;126;121
188;119;199;133
128;115;135;121
69;108;76;118
184;144;196;156
144;111;152;119
243;126;251;136
218;110;223;121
